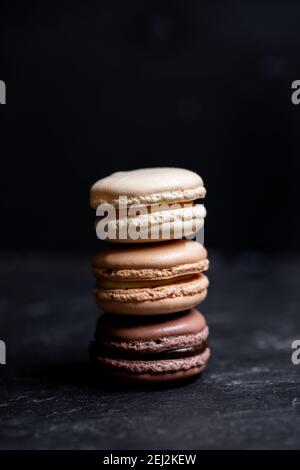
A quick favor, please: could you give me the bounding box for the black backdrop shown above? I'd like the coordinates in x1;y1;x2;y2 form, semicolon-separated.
1;0;299;252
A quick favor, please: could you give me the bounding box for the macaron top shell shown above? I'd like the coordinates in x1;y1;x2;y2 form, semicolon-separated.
92;240;207;271
95;308;206;341
90;167;206;208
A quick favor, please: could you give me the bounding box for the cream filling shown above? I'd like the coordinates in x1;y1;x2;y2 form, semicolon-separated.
90;185;206;209
93;274;209;302
93;259;209;281
109;204;206;229
98;326;209;353
96;274;195;289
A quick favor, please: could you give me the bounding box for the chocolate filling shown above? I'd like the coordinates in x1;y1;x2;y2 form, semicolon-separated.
89;341;208;361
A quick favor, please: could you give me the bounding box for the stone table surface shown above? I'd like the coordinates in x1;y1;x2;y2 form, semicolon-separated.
0;251;300;450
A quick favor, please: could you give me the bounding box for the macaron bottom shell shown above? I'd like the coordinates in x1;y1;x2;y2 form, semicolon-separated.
94;273;209;316
92;348;210;383
102;216;205;244
96;289;207;315
109;365;207;383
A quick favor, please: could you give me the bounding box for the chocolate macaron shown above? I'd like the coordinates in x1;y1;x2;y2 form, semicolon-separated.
92;239;209;315
90;308;210;382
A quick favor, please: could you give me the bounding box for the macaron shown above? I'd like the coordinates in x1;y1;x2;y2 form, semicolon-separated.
90;167;206;243
89;308;210;382
92;239;209;315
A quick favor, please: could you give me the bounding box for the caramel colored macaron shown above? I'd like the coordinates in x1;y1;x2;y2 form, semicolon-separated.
90;308;210;383
90;167;206;243
92;239;209;315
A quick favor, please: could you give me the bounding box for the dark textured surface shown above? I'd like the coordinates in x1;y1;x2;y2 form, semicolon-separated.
0;251;300;450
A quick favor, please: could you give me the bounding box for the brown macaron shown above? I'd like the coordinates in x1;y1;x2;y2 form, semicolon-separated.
90;308;210;383
92;239;209;315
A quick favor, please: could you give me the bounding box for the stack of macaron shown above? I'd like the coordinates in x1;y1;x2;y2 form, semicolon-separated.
89;167;210;383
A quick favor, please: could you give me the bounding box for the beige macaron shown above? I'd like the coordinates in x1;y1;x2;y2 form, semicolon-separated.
92;239;209;315
90;167;206;243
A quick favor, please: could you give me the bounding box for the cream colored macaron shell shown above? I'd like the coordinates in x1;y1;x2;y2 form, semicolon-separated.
90;167;206;208
93;240;209;315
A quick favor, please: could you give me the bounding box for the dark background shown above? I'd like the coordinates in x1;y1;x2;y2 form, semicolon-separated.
1;0;299;253
1;0;300;452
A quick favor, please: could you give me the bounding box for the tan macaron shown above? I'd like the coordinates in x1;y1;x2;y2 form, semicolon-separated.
92;239;209;315
90;168;206;243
